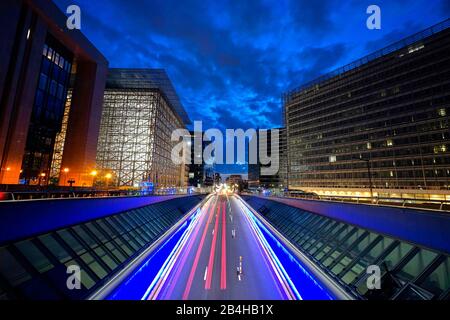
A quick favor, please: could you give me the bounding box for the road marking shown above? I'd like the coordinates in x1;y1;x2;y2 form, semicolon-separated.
220;200;227;290
205;203;221;290
161;200;211;299
204;267;208;281
182;198;217;300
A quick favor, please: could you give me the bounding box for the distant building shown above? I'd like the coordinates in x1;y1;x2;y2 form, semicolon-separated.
0;0;108;186
95;69;190;188
284;20;450;200
228;174;243;185
214;173;222;185
188;131;213;188
247;128;286;189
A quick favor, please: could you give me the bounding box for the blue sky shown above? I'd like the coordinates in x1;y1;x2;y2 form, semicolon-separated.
54;0;449;174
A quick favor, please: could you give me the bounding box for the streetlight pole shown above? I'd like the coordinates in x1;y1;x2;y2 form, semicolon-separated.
354;156;374;202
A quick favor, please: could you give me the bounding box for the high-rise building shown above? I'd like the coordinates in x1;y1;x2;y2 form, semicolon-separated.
284;20;450;200
279;128;288;189
0;0;108;187
95;69;190;188
188;131;213;188
247;128;286;189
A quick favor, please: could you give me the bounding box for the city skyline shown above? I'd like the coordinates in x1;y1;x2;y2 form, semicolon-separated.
52;0;450;175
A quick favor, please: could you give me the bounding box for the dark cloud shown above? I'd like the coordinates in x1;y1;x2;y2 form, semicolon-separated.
54;0;449;173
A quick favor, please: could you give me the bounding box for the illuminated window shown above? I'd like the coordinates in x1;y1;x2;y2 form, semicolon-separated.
367;142;372;150
329;155;337;163
387;139;394;147
438;108;447;117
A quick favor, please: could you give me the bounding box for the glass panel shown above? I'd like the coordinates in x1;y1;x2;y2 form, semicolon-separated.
342;236;394;285
72;226;98;249
419;257;450;296
15;240;54;273
80;253;107;279
57;230;86;255
397;249;438;282
94;247;117;270
0;247;31;286
85;223;110;243
38;234;72;263
105;242;126;263
383;242;414;271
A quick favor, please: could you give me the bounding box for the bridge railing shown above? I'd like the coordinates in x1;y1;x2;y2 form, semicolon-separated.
247;193;450;212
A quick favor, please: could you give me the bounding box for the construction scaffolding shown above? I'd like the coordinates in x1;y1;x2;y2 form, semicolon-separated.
49;90;72;184
96;69;190;188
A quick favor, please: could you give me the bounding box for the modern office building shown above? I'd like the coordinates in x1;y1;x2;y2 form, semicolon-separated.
95;69;190;188
279;128;288;188
248;128;287;189
284;19;450;200
187;131;214;188
0;0;108;187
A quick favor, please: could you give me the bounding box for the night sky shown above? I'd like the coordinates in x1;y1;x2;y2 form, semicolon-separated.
54;0;449;174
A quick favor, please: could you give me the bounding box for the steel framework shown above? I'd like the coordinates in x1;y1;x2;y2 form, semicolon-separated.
96;69;190;188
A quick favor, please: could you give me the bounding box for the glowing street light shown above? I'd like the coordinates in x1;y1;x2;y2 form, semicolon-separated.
90;170;98;177
105;173;112;195
63;168;69;186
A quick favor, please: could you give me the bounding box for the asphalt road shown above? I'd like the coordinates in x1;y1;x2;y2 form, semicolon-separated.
147;194;293;300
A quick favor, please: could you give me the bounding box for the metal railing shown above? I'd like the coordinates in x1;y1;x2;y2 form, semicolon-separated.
275;194;450;212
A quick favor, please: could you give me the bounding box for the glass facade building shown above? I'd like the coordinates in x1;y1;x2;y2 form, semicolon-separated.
96;69;190;188
284;20;450;199
20;36;73;184
243;196;450;300
0;0;108;187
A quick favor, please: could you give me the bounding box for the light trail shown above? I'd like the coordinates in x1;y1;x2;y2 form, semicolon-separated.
181;198;217;299
220;200;227;290
205;204;220;290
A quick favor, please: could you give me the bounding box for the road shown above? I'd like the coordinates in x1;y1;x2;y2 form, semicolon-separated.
146;194;296;300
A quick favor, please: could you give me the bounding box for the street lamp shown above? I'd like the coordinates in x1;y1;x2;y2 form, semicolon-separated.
39;173;46;186
105;173;112;194
63;168;69;186
354;156;374;202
